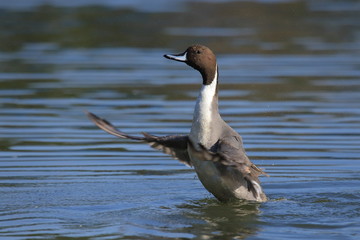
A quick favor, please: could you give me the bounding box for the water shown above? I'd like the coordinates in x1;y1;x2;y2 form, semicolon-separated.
1;0;360;239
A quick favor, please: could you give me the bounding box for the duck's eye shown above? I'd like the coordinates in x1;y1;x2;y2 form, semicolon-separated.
196;50;201;54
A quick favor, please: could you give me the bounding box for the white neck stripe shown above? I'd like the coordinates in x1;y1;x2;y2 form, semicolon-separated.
190;65;218;145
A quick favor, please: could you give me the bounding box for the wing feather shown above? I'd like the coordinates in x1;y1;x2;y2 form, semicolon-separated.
86;111;191;166
188;137;268;199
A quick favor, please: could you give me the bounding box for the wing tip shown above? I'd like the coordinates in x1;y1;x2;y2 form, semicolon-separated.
85;111;144;140
85;110;104;125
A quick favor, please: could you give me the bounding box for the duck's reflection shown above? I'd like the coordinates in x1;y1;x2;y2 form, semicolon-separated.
176;198;262;239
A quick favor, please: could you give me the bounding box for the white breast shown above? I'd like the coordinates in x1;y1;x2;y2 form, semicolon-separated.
189;67;218;146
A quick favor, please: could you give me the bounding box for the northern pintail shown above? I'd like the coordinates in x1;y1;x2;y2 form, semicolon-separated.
87;45;268;202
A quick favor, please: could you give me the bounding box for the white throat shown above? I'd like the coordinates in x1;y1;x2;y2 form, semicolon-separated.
190;66;218;145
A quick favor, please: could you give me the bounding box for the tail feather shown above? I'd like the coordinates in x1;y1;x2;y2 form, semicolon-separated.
245;177;263;201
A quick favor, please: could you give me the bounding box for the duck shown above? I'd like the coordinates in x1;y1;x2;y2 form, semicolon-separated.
87;44;268;202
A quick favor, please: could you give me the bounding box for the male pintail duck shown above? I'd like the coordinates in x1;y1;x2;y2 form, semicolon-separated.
87;45;268;202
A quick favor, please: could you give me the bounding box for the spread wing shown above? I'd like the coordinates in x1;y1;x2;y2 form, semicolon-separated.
188;136;268;198
86;111;191;166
